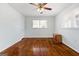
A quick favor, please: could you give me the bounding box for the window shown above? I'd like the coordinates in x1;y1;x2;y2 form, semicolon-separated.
62;14;79;28
75;14;79;28
33;20;47;28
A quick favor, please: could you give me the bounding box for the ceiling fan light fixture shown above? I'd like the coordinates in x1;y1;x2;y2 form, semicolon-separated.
37;8;44;14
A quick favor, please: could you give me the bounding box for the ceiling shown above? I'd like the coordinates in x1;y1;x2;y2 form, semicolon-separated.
9;3;72;16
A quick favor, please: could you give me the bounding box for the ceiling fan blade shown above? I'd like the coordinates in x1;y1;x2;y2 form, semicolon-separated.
29;3;37;6
42;3;47;6
44;7;52;10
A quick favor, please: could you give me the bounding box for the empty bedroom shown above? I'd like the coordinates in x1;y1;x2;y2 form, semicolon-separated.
0;3;79;56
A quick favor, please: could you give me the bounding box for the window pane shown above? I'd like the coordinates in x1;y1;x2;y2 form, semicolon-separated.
67;20;71;28
40;20;47;28
62;20;71;28
76;15;79;28
33;20;39;28
76;20;79;27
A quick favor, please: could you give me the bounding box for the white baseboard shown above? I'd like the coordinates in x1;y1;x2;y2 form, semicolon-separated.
23;35;53;38
63;42;79;53
23;36;53;38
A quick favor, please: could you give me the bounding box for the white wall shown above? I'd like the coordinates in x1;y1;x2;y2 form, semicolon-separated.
25;16;55;38
55;4;79;52
0;3;25;52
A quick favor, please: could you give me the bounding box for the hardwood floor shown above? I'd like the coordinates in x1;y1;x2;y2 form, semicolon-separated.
0;38;79;56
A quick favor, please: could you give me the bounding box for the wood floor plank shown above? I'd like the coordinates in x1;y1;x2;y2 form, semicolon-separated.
0;38;79;56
